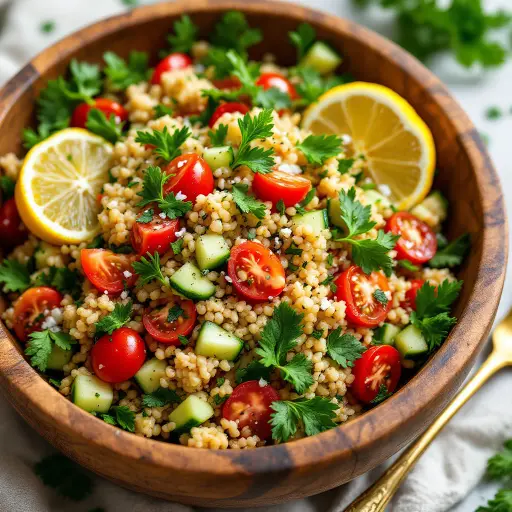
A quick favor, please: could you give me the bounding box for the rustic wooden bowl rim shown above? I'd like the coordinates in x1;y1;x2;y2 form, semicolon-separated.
0;0;507;480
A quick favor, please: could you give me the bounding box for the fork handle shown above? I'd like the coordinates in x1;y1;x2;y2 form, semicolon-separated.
344;350;508;512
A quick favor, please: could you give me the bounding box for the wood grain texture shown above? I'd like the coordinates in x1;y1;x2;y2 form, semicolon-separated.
0;0;507;507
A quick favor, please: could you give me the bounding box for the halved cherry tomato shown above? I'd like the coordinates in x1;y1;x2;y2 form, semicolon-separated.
81;249;137;295
143;297;196;345
131;207;179;256
151;53;193;85
386;212;437;265
71;98;128;129
13;287;63;342
252;170;311;208
222;380;280;440
228;241;286;302
91;327;146;383
402;279;425;311
351;345;402;404
212;77;242;90
163;153;214;203
0;198;27;248
208;102;250;128
334;265;391;327
256;73;298;100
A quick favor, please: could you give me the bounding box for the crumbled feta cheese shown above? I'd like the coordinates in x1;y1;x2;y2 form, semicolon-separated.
123;270;132;279
177;160;186;168
320;297;332;311
224;275;233;283
41;316;57;330
98;364;104;370
341;134;352;145
378;184;392;197
278;163;302;175
159;212;166;219
258;378;268;387
274;237;282;249
280;228;292;237
268;296;274;301
49;326;61;333
51;308;63;323
120;291;129;300
104;290;109;295
175;191;187;200
175;227;187;238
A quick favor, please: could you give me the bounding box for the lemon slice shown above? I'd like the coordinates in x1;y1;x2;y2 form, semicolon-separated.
301;82;435;209
15;128;113;244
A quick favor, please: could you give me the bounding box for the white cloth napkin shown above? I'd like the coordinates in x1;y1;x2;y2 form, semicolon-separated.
0;1;511;511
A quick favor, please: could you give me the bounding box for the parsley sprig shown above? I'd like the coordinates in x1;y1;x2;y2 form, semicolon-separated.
95;301;132;336
0;259;31;292
166;15;198;54
289;22;316;60
34;266;81;298
100;406;135;432
132;251;167;287
103;51;150;91
255;302;314;394
297;134;343;165
86;109;125;144
326;328;365;368
25;330;76;372
232;183;267;219
142;387;181;408
135;126;191;162
334;187;399;275
429;233;470;268
270;397;338;442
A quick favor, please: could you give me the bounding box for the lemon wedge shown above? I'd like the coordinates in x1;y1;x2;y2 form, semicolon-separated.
15;128;113;244
301;82;435;209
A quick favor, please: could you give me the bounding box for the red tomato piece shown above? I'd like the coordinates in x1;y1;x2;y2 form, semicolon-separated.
163;153;214;203
334;265;392;327
228;241;286;302
256;73;299;100
208;102;250;128
252;170;311;208
222;380;280;440
81;249;137;295
386;212;437;265
212;77;242;90
402;279;425;311
143;297;196;345
0;198;27;248
351;345;402;404
131;207;180;256
151;53;193;85
12;287;63;342
71;98;128;129
91;327;146;383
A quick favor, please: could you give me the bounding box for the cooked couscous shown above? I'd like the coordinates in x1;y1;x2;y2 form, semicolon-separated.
0;12;467;449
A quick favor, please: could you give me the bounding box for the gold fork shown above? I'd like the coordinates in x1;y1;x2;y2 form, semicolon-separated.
345;310;512;512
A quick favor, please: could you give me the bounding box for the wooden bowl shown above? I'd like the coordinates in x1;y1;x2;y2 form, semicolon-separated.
0;0;507;507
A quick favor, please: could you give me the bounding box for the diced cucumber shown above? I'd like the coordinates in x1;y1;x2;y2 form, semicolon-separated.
301;41;342;75
169;395;214;434
395;324;429;360
46;344;73;371
170;262;216;300
71;375;113;413
195;234;230;271
373;323;401;346
195;321;243;361
328;198;348;231
364;190;391;208
134;358;167;394
203;146;234;170
292;209;328;235
411;191;448;224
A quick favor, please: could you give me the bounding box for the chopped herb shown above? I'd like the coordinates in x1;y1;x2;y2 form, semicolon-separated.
34;266;82;299
311;329;324;339
40;20;56;34
25;330;76;372
295;188;316;215
373;289;389;306
276;199;286;216
208;123;228;146
213;394;230;405
288;262;299;272
235;360;272;384
285;243;303;256
49;378;61;388
0;259;31;292
486;106;503;120
297;134;342;165
0;175;15;199
326;328;365;368
232;183;267;219
132;251;167;287
153;104;174;119
429;233;470;268
397;259;420;272
338;158;355;175
171;238;184;255
136;208;154;224
289;22;316;60
85;109;124;144
142;387;181;407
327;253;334;266
111;406;135;432
370;384;391;404
167;304;185;323
217;377;225;386
178;335;189;345
166;14;198;54
95;301;133;336
103;51;150;91
135;126;191;162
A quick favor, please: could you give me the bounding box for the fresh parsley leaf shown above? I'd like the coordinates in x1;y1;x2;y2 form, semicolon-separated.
293;66;352;106
210;11;262;58
476;489;512;512
34;454;93;501
373;289;389;306
487;439;512;480
86;109;124;144
49;378;61;388
235;360;272;384
289;23;316;60
101;413;117;426
178;335;188;345
326;328;365;368
338;158;355;175
208;123;228;146
311;329;324;339
232;183;267;219
214;394;230;405
159;192;193;220
412;311;457;351
370;384;391;404
87;236;104;249
255;87;292;110
40;20;56;34
285;243;303;256
135;126;191;162
132;251;167;287
25;330;75;372
153;104;174;119
111;406;135;432
171;238;184;255
270;397;337;442
0;259;31;292
63;60;102;102
397;259;420;272
0;175;15;199
297;134;342;165
295;188;316;215
166;15;198;54
255;303;313;393
429;233;470;268
34;266;81;298
103;51;150;91
231;109;275;174
436;232;449;250
276;199;286;216
217;377;225;386
334;187;375;237
95;301;132;335
415;279;463;319
348;230;399;276
327;253;334;266
142;387;181;408
136;208;154;224
167;304;185;323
